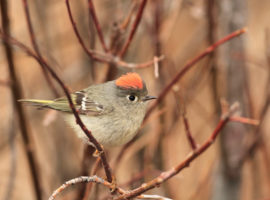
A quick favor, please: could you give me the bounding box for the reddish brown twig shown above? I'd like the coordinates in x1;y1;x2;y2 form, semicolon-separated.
48;176;114;200
88;0;108;52
118;0;148;57
182;109;197;150
0;0;42;199
49;175;170;200
22;0;59;97
82;157;101;200
116;55;164;68
114;103;239;200
114;28;247;169
145;28;247;121
66;0;161;69
0;33;113;184
65;0;105;62
230;116;259;125
119;1;137;31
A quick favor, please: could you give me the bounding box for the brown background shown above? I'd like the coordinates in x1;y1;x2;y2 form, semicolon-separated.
0;0;270;199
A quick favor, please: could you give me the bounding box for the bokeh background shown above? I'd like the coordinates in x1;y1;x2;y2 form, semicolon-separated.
1;0;270;200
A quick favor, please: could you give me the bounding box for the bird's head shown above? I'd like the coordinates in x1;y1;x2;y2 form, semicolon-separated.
114;72;156;107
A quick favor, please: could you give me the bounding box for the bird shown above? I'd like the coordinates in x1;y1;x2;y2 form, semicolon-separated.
19;72;156;147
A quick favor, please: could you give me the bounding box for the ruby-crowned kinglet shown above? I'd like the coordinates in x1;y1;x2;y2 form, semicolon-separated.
19;72;156;146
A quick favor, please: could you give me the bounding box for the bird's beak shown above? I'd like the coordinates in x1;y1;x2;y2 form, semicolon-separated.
142;95;157;102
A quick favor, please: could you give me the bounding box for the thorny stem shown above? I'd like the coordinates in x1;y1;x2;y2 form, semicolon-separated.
118;0;148;57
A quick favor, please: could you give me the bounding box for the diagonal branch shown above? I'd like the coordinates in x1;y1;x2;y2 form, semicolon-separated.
114;103;240;200
66;0;104;62
118;0;148;57
88;0;108;52
115;27;247;175
66;0;162;69
22;0;59;96
0;0;42;199
182;108;197;150
0;33;113;183
144;28;247;121
48;176;113;200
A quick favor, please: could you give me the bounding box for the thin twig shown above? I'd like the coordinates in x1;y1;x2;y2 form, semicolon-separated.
76;145;96;200
3;106;17;200
116;55;164;68
230;116;259;125
118;0;148;57
145;28;247;121
22;0;59;97
0;33;113;183
114;103;239;200
65;0;104;61
49;175;171;200
88;0;108;52
48;176;113;200
82;157;101;200
66;0;161;69
182;108;197;150
114;28;247;168
0;0;42;199
119;1;137;31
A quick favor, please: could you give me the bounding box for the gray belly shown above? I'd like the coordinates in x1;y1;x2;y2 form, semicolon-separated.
64;113;143;146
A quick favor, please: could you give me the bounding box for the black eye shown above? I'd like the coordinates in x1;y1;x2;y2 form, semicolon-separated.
129;95;135;101
127;95;137;102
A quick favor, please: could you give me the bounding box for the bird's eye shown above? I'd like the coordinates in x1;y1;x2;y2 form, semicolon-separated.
127;95;137;102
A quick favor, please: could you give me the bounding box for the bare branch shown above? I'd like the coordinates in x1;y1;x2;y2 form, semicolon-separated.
145;28;247;120
0;33;113;183
118;0;148;57
182;108;197;150
88;0;108;52
22;0;59;96
0;0;42;199
48;176;113;200
65;0;161;69
114;28;247;168
82;157;101;200
114;103;239;200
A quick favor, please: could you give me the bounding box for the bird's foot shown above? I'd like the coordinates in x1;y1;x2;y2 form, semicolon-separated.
92;146;104;157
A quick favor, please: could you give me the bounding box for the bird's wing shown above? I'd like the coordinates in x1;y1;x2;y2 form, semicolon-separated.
51;91;112;116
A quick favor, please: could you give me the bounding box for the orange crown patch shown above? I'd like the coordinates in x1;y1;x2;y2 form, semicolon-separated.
115;72;143;90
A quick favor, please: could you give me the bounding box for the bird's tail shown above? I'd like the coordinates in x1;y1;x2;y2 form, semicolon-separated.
18;99;54;109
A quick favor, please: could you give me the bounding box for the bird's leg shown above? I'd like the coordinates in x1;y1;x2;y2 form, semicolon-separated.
91;147;117;193
109;175;117;193
92;146;104;157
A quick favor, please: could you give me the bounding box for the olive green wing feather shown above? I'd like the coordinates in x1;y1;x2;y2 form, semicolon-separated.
19;91;111;116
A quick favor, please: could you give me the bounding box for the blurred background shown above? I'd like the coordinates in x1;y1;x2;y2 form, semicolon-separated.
0;0;270;199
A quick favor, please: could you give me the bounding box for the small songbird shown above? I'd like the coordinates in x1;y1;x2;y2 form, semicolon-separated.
19;72;156;146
